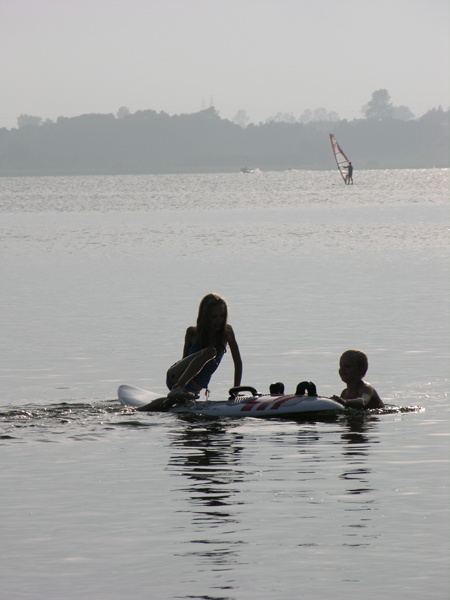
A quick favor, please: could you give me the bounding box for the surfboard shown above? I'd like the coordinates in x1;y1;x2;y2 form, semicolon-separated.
118;385;344;418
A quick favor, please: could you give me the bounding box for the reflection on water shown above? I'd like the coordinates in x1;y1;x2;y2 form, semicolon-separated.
341;411;380;448
0;399;447;599
164;411;390;572
168;420;245;495
167;420;246;572
338;412;381;549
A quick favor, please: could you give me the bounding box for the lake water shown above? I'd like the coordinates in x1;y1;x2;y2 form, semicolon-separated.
1;169;449;599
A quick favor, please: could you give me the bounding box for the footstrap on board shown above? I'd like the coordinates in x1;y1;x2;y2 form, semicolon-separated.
227;385;259;404
295;381;317;396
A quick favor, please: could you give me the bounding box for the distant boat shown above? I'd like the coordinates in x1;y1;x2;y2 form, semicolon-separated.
329;134;351;184
240;167;259;174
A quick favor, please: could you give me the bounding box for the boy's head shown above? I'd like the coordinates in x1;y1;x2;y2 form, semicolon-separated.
339;350;369;380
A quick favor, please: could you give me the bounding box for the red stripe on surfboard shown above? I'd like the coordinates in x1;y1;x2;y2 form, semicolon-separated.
256;401;275;411
240;401;261;412
240;395;303;412
270;397;293;410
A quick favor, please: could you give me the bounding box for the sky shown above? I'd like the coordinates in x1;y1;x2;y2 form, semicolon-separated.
0;0;449;129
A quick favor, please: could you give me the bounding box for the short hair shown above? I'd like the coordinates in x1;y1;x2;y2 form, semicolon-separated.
341;349;369;376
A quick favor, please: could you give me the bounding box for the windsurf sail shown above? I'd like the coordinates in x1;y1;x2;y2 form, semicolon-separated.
329;134;351;183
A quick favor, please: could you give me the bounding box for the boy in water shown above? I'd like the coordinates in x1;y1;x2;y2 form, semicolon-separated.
332;349;384;409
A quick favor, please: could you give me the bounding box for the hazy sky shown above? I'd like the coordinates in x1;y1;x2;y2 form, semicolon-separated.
1;0;449;129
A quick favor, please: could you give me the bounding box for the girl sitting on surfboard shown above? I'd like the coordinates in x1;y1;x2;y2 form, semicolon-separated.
165;293;242;405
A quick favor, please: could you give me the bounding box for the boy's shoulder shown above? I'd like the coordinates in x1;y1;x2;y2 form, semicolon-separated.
361;380;375;393
341;380;384;408
341;379;366;399
362;381;384;408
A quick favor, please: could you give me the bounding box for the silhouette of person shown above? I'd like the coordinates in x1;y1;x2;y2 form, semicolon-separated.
346;162;353;185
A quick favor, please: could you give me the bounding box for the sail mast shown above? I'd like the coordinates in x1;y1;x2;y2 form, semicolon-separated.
329;134;350;183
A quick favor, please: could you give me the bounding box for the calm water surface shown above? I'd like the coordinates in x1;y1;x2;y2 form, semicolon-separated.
1;169;449;599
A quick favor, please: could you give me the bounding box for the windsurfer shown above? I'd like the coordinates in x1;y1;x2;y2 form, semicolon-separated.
329;134;352;185
346;162;353;184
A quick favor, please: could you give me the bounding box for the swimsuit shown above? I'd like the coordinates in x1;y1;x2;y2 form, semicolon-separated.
188;344;225;391
167;344;226;393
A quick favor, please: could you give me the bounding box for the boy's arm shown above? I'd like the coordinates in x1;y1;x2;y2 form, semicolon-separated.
344;391;372;408
332;384;383;408
331;389;348;406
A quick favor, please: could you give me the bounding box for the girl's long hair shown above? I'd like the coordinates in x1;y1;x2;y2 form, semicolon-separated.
195;293;228;350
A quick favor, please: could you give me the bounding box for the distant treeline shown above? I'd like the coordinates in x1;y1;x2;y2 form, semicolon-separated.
0;106;448;176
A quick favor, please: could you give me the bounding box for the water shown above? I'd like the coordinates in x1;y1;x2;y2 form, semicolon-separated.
1;169;449;599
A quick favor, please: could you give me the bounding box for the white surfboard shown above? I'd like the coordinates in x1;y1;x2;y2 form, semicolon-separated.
118;385;344;418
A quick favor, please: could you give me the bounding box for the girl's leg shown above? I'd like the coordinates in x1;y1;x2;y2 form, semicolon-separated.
167;347;216;397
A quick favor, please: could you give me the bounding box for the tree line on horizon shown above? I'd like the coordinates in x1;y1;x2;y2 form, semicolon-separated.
233;89;417;126
0;90;448;176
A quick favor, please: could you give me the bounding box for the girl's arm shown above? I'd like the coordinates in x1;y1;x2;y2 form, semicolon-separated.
226;326;243;387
